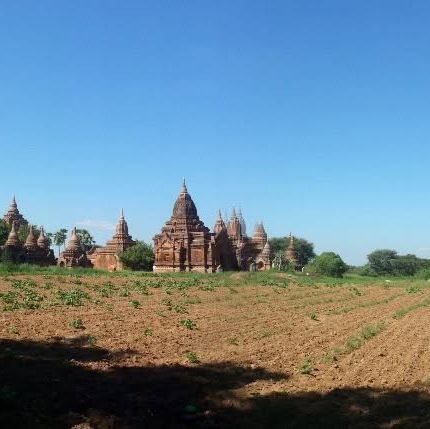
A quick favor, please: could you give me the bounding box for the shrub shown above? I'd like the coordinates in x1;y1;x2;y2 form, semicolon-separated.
120;242;154;271
307;252;347;278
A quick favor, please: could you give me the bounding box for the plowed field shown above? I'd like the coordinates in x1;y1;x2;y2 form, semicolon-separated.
1;270;430;428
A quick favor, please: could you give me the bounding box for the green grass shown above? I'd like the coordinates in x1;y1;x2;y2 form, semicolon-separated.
186;351;200;363
299;358;313;375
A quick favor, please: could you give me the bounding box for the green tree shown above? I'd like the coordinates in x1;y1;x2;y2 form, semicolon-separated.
0;220;10;246
367;249;398;276
269;236;315;266
53;229;68;255
120;241;154;271
308;252;347;278
75;229;95;250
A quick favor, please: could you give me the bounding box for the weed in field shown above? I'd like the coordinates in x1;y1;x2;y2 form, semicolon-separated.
119;288;131;297
100;281;115;297
7;324;19;335
186;351;200;363
70;318;85;330
227;337;239;345
130;300;141;308
406;285;422;294
322;348;342;363
350;287;362;296
43;282;54;290
181;319;197;330
360;322;385;340
310;312;318;321
299;358;313;375
261;330;273;338
392;297;430;319
143;327;153;337
57;288;90;306
87;336;97;346
185;296;202;305
345;336;363;352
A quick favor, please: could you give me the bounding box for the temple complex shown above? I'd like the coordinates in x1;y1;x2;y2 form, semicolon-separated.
87;210;135;271
57;227;91;268
1;222;55;265
153;181;272;272
3;196;28;230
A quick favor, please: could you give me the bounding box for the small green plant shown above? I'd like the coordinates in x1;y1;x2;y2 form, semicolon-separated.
70;318;85;330
87;336;97;346
119;288;131;297
227;336;239;345
310;312;318;321
186;351;200;363
406;285;422;294
345;336;363;352
360;322;385;340
130;300;141;308
181;319;197;330
7;324;19;335
143;327;153;337
57;288;90;306
299;358;313;375
350;287;362;296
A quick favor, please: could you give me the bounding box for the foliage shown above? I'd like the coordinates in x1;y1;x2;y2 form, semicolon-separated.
75;229;95;250
365;249;430;277
186;351;200;363
299;358;313;375
120;241;154;271
307;252;347;278
53;229;68;254
269;236;316;267
0;220;10;246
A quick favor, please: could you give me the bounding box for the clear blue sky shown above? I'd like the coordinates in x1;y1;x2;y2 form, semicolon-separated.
1;1;429;265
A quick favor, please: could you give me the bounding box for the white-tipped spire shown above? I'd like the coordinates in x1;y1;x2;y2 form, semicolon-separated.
181;178;188;193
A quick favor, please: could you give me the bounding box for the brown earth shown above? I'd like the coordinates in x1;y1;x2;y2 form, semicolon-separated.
1;272;430;428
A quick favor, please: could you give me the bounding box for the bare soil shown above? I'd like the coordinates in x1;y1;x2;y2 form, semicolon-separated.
1;272;430;428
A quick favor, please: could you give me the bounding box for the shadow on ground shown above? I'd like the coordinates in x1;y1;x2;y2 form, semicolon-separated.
1;337;430;428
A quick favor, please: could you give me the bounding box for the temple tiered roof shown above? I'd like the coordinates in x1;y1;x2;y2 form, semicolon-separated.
3;196;28;229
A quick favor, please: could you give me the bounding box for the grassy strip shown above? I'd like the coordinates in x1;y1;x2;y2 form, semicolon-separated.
327;293;404;315
392;297;430;320
322;321;386;363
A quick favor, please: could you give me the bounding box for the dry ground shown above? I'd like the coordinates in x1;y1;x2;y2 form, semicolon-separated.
1;270;430;428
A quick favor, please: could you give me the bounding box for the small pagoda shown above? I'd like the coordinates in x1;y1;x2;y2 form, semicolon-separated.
1;222;24;263
3;196;28;230
87;210;135;271
58;228;91;268
23;226;56;266
285;233;301;270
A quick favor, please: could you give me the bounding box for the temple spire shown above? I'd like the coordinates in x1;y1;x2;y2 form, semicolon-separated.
181;178;188;194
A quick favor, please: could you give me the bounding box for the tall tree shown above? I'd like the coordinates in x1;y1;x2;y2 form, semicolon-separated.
75;229;95;250
53;229;68;255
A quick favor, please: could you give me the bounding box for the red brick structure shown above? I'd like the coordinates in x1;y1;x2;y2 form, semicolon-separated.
87;210;135;271
57;227;91;268
153;181;213;272
153;181;272;272
285;233;301;270
3;196;28;230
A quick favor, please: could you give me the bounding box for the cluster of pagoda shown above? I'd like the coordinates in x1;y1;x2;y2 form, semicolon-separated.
152;181;301;273
0;197;135;271
1;184;301;272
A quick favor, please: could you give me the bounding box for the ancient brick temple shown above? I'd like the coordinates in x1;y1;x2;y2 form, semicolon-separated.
57;227;91;268
153;181;214;272
1;223;55;266
153;181;272;272
3;196;28;230
87;210;135;271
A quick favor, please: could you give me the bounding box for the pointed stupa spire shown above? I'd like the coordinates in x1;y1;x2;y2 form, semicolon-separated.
121;208;124;219
181;178;188;194
66;227;81;251
24;225;37;250
6;222;20;247
37;226;49;249
214;209;226;235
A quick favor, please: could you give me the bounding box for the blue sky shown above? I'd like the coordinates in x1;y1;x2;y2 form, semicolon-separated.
0;1;429;265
